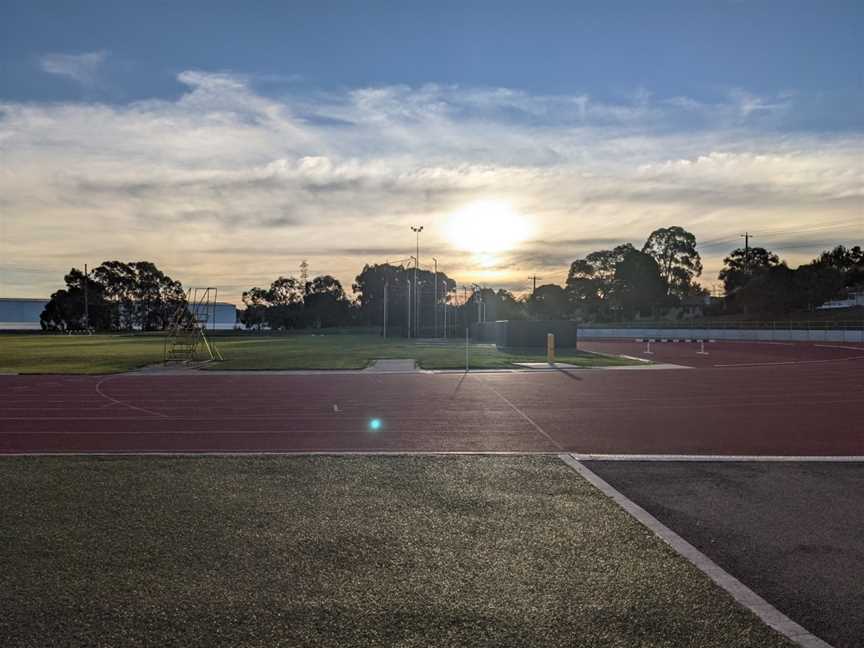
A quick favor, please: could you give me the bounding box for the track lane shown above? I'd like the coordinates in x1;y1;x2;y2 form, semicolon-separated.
1;342;862;455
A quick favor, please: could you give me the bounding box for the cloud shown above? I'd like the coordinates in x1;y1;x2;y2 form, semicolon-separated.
39;50;109;86
1;72;861;300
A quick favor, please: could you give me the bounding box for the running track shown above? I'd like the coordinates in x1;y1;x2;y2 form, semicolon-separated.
1;341;862;455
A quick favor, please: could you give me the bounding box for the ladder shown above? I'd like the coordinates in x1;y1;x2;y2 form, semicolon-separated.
163;287;223;363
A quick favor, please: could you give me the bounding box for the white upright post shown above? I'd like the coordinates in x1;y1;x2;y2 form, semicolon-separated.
465;327;469;372
383;281;388;339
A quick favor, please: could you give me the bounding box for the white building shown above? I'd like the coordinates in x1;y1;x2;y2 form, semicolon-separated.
0;297;238;330
817;291;864;310
0;298;49;330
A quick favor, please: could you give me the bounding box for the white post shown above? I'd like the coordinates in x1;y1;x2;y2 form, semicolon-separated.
465;327;469;372
383;280;388;339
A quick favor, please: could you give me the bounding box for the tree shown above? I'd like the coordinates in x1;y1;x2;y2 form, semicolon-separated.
735;263;845;316
40;268;112;332
610;248;667;319
642;226;702;297
353;263;456;334
526;284;570;320
566;244;636;319
303;275;351;328
41;262;182;331
719;247;780;293
813;245;864;288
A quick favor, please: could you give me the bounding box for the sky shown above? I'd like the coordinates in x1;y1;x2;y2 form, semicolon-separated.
1;0;862;304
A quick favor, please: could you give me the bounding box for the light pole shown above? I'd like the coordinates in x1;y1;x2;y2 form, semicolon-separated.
408;256;417;338
432;257;438;338
410;225;423;336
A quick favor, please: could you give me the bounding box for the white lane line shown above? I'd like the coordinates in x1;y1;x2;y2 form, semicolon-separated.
572;454;864;462
715;356;864;367
815;344;864;351
94;377;168;418
0;451;561;457
478;377;564;451
558;454;835;648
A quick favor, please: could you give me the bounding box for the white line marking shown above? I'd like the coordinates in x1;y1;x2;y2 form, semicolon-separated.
572;454;864;462
0;451;561;457
815;344;864;352
94;377;168;418
558;454;835;648
616;354;652;363
479;377;564;451
715;356;864;368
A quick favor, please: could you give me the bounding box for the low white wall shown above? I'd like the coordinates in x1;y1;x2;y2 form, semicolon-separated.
579;328;864;343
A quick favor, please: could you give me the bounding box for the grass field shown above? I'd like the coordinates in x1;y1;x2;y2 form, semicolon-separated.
0;333;638;373
0;456;793;648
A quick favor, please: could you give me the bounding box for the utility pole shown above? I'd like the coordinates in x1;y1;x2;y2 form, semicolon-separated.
407;280;412;338
83;263;89;332
528;274;541;296
411;226;423;336
741;232;751;273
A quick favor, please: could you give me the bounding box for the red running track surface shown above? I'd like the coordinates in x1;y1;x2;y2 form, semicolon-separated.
1;342;863;455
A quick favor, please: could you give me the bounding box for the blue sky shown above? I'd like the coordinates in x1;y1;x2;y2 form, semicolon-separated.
1;1;862;300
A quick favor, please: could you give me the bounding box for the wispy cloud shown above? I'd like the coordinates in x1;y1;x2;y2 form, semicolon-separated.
39;50;109;86
1;71;861;300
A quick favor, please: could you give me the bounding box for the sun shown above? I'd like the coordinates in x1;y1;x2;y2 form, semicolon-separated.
444;201;532;254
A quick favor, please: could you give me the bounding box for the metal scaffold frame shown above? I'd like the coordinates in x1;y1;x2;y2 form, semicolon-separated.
163;287;224;364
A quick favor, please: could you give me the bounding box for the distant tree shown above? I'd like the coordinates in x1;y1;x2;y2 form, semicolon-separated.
815;245;863;273
41;262;181;331
794;262;846;311
303;275;351;328
493;289;525;320
353;263;455;333
813;245;864;289
526;284;570;320
566;244;636;319
40;268;112;331
465;288;525;322
610;248;667;319
735;263;845;316
719;247;781;293
642;226;702;297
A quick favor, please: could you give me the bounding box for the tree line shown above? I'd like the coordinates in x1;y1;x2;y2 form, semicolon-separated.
38;237;862;332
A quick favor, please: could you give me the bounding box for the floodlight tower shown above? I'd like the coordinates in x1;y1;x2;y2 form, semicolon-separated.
432;257;438;337
410;225;423;336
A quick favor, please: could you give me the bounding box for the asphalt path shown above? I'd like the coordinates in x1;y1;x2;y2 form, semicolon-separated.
584;461;864;648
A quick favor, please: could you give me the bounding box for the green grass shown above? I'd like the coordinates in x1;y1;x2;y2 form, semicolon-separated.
0;333;638;373
0;334;165;374
0;456;793;648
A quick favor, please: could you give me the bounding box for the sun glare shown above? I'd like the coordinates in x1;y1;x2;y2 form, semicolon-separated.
445;201;532;255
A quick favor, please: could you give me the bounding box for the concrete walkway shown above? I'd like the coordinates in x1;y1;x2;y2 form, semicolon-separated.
363;359;418;372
